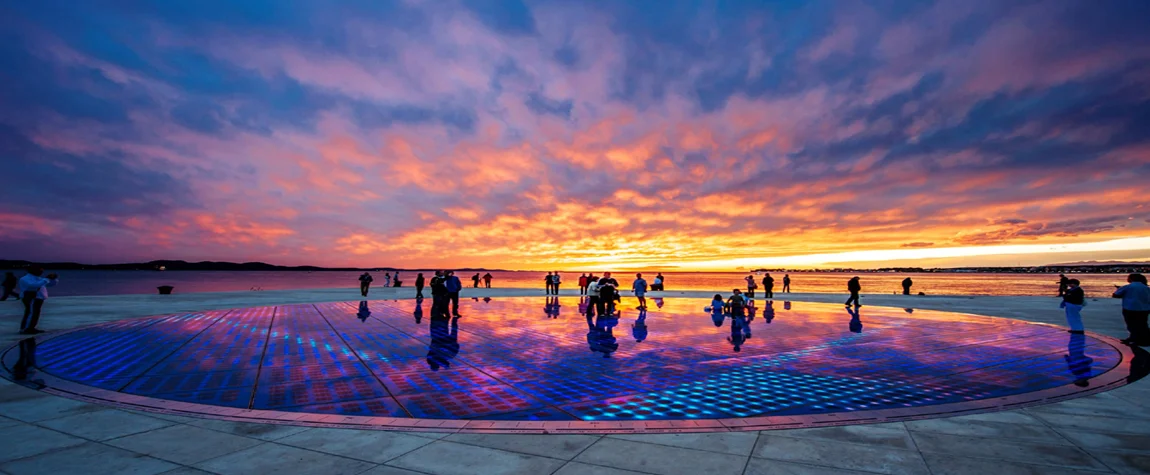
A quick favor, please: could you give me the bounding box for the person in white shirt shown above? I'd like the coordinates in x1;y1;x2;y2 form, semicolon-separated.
18;267;58;334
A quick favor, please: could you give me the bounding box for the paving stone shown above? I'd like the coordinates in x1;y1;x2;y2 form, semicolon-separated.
744;458;874;474
106;424;264;465
186;419;310;441
1089;450;1150;475
0;423;86;463
0;393;105;422
752;434;928;475
575;438;747;475
1056;428;1150;454
770;423;916;450
154;468;215;475
0;416;19;428
904;417;1070;444
934;411;1047;426
278;428;434;463
195;442;375;475
357;466;428;475
909;431;1109;471
1027;396;1150;421
390;440;567;475
447;433;600;459
1028;412;1150;435
0;442;177;475
921;452;1109;475
39;409;175;441
553;462;650;475
609;432;758;456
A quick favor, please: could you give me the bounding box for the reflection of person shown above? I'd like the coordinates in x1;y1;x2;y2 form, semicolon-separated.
845;277;861;308
544;296;561;318
632;309;648;342
782;274;791;293
413;298;424;324
358;272;373;297
847;306;862;333
426;316;460;371
587;314;619;358
1061;279;1086;334
18;267;58;335
653;297;664;308
783;301;791;310
356;301;371;322
763;300;775;324
1065;332;1093;387
1113;273;1150;346
902;277;913;295
727;314;751;352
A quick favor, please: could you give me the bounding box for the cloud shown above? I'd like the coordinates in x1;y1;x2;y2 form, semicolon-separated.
0;0;1147;269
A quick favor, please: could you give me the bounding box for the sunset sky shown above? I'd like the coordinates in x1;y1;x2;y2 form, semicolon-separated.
1;0;1148;271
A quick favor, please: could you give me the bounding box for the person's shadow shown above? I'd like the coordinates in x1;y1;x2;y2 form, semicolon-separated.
847;306;862;333
426;316;460;371
12;337;40;385
1127;345;1149;384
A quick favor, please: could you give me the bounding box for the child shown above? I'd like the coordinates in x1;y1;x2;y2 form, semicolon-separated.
1061;279;1086;334
707;294;724;314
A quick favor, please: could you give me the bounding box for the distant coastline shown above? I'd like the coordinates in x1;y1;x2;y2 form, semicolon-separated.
1;259;1147;274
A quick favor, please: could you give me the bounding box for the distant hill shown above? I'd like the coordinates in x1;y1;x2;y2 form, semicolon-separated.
0;259;508;272
1046;260;1150;267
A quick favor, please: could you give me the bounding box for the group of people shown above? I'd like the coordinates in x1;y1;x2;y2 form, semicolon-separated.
471;273;493;288
3;268;59;334
357;271;403;297
742;273;791;298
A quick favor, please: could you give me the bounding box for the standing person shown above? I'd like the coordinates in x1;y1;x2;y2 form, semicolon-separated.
445;270;463;317
726;289;746;318
393;272;401;287
483;272;493;288
902;277;913;295
655;273;665;291
783;274;791;293
845;276;861;307
1058;274;1069;297
415;273;426;298
1;272;19;301
586;275;601;318
1061;279;1086;334
384;272;392;288
745;274;757;298
553;271;562;294
578;273;588;295
18;267;58;334
763;273;775;299
599;272;620;315
358;272;373;297
632;273;648;310
1113;273;1150;346
544;272;554;295
429;271;447;318
472;273;481;288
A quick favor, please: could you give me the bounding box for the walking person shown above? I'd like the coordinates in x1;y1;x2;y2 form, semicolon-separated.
18;267;58;334
632;273;648;310
763;273;774;299
358;272;373;297
1061;279;1086;334
579;273;588;295
415;272;426;298
845;276;861;307
745;274;757;298
483;272;492;288
472;273;480;288
1113;273;1150;346
1;272;19;301
902;277;913;295
783;274;791;293
445;270;463;317
384;272;392;288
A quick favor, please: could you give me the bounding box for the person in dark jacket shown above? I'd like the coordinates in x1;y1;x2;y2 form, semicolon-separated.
1113;273;1150;346
845;277;861;307
358;272;373;297
429;271;448;318
415;273;426;298
1061;279;1086;334
1058;274;1069;297
901;277;913;295
472;273;481;288
1;272;19;301
762;273;775;299
445;270;463;317
782;274;791;293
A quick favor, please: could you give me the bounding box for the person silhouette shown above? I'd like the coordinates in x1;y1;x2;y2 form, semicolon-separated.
783;301;791;311
472;273;481;288
1058;274;1069;297
632;309;648;342
728;314;751;352
415;273;425;298
587;314;619;358
845;276;862;307
902;277;913;295
1;272;19;301
426;316;460;371
357;301;372;322
358;272;373;297
847;306;862;333
782;274;791;293
763;300;775;324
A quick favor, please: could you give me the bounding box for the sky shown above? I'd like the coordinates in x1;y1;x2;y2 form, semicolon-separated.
1;0;1149;271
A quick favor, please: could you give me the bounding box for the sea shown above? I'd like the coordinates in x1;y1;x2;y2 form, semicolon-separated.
1;269;1130;298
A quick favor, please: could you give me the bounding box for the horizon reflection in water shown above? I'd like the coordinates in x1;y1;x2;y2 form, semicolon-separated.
6;297;1135;421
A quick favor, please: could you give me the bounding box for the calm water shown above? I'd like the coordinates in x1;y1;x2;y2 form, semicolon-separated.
3;269;1128;298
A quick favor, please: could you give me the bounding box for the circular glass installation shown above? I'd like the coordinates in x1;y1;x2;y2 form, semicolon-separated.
0;297;1135;433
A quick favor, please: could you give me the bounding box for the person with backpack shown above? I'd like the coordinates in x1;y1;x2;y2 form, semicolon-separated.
845;276;862;307
358;272;373;297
